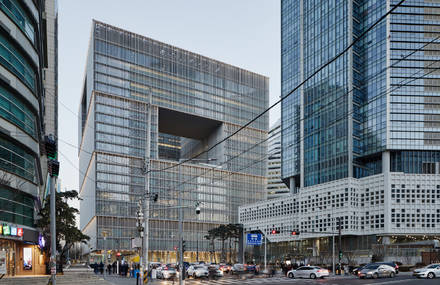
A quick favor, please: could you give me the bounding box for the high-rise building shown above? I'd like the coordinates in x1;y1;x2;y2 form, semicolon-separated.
79;21;268;262
239;0;440;263
0;0;57;276
267;119;289;198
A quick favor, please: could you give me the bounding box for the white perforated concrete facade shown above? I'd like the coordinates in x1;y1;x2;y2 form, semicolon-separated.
239;173;440;243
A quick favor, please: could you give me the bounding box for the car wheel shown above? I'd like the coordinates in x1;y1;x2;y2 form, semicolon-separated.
310;273;317;279
390;272;395;278
427;272;435;279
288;273;294;279
373;273;379;279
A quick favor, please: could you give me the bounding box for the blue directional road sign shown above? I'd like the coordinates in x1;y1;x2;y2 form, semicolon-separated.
247;233;262;245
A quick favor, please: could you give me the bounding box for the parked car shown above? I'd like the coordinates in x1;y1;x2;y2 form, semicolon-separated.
157;264;177;279
358;264;395;279
187;265;209;278
231;263;245;274
375;262;399;274
413;263;440;279
287;266;330;279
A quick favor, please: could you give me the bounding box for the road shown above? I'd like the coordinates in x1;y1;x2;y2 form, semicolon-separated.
104;273;440;285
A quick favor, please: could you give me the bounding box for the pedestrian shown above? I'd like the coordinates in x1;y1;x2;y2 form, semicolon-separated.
99;261;104;274
112;261;117;274
107;263;112;275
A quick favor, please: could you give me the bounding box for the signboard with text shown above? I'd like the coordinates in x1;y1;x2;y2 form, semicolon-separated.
247;233;262;245
0;224;24;239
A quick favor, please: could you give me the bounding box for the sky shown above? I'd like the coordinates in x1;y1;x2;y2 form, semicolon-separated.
58;0;281;194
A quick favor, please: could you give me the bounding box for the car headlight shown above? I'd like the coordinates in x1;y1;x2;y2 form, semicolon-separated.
367;272;373;274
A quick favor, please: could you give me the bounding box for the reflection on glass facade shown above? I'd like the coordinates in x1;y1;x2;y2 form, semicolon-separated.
282;0;440;188
79;21;268;257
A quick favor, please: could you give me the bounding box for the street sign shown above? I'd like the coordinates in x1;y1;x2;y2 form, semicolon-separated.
247;233;262;245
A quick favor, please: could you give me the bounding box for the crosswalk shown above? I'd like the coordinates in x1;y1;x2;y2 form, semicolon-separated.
184;277;289;284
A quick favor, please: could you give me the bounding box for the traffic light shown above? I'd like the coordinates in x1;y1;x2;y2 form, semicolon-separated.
339;251;343;259
271;230;280;234
195;201;201;215
47;159;59;177
291;231;300;235
44;136;57;159
182;240;186;253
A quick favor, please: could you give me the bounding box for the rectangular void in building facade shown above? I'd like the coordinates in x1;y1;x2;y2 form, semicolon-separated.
78;21;269;261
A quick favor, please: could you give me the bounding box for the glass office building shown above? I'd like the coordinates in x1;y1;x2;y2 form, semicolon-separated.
281;0;440;188
79;21;268;261
238;0;440;263
0;0;57;276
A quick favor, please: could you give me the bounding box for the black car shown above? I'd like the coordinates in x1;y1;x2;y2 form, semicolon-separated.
352;265;366;276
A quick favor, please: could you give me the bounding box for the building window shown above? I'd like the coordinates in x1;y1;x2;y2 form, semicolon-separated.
0;136;36;182
0;85;36;137
0;31;36;91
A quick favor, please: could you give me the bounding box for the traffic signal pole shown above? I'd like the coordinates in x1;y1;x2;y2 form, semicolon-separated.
50;175;56;285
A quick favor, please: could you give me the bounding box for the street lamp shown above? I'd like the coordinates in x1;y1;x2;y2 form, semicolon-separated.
178;158;216;285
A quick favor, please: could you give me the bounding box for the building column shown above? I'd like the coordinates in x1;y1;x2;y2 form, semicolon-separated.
290;177;297;194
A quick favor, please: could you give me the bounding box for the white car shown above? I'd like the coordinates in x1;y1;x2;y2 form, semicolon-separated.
157;264;177;279
413;263;440;279
187;265;209;278
287;266;330;279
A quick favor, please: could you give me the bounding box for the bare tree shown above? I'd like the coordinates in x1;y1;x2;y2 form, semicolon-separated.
371;244;385;262
344;251;357;266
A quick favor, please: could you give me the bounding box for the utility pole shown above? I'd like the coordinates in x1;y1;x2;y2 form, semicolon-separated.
178;163;184;285
50;175;56;284
338;217;342;275
264;232;267;270
142;88;152;280
46;135;59;285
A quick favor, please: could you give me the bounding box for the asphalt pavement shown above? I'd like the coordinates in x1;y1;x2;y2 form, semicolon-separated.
103;272;440;285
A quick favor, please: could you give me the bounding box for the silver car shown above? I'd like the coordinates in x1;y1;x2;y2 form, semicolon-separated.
413;263;440;279
358;264;395;279
287;266;330;279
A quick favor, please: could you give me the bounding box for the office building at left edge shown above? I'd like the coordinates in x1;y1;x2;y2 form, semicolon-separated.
0;0;58;276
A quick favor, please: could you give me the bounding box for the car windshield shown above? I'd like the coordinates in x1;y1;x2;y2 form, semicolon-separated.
365;264;379;269
427;264;439;269
194;266;205;269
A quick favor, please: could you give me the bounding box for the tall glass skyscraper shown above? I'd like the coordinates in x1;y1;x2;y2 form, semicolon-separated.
239;0;440;262
282;0;440;187
79;21;268;262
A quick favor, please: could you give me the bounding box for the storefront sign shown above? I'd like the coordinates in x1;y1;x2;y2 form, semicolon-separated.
0;251;6;274
0;224;24;239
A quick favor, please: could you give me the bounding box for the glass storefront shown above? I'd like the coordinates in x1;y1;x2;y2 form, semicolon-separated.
0;239;46;276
